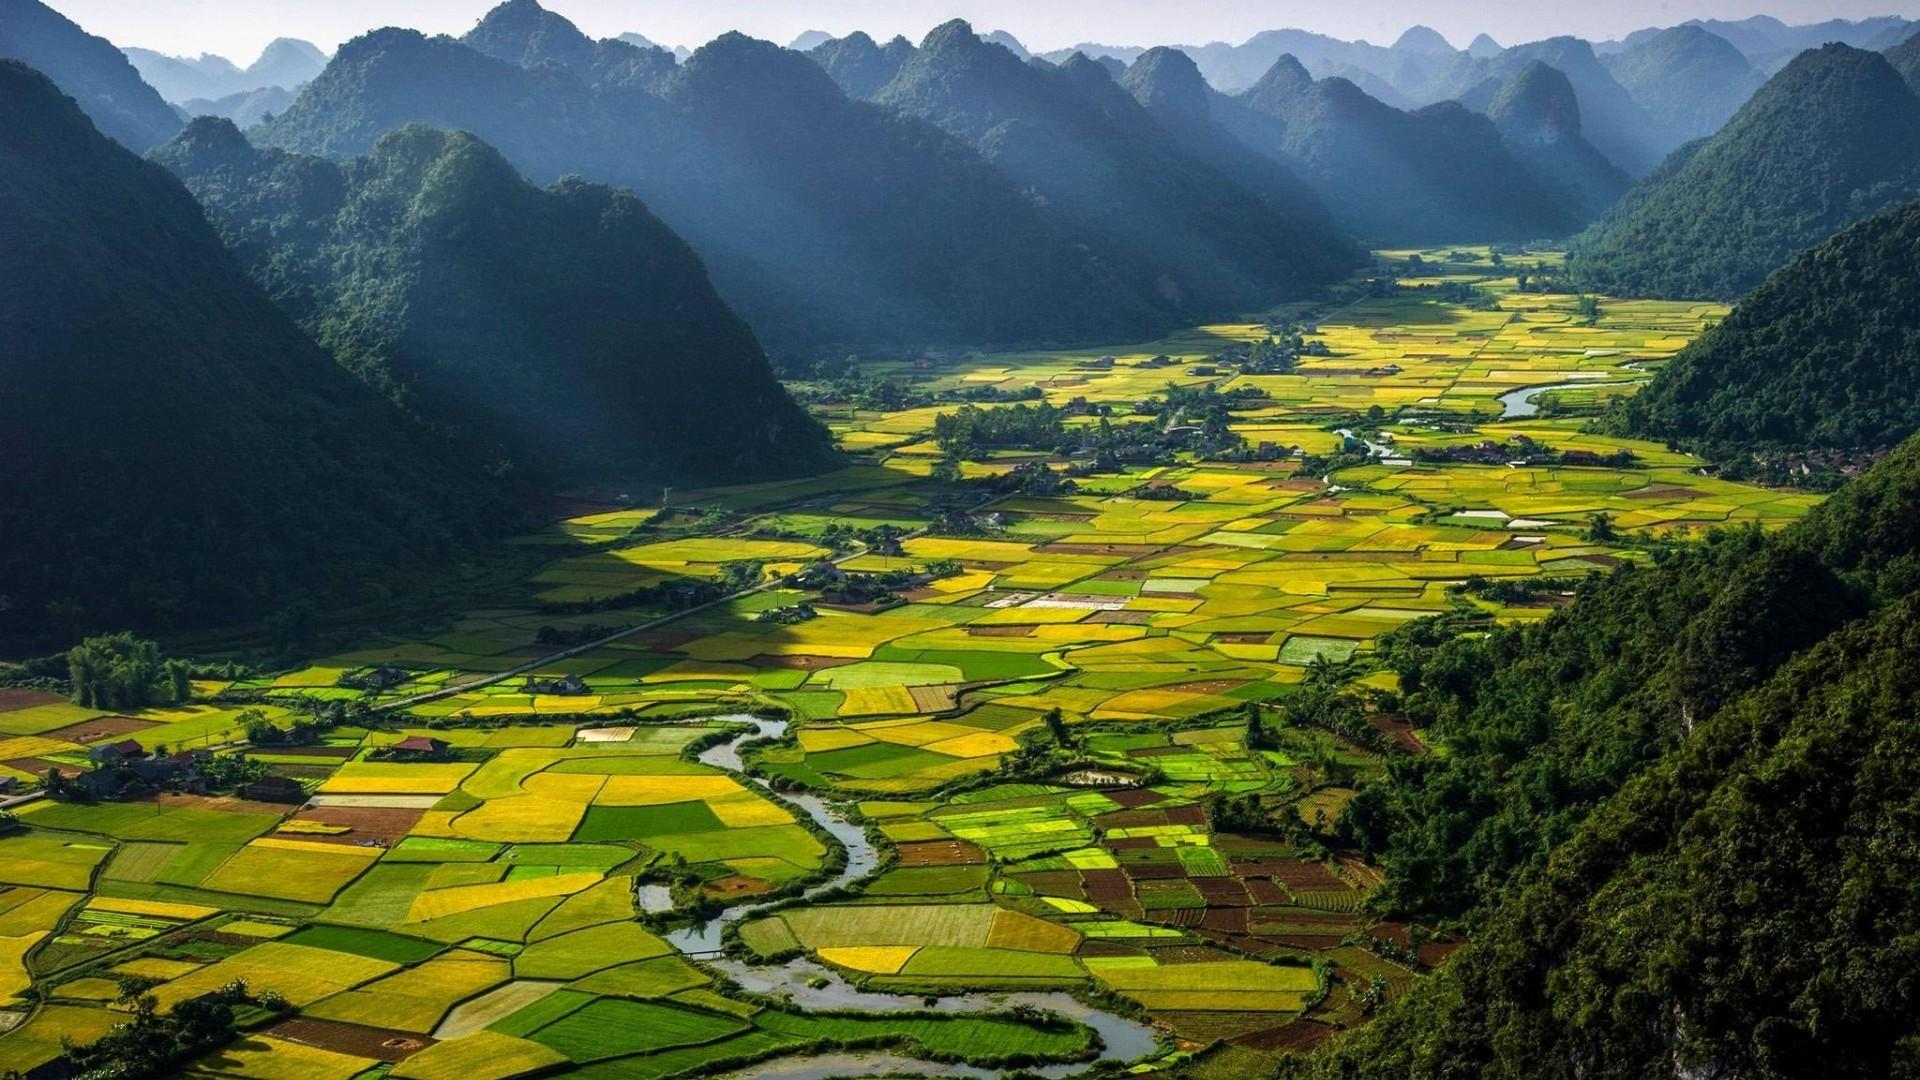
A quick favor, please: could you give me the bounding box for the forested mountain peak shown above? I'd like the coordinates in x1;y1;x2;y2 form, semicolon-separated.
1483;59;1629;218
878;18;1358;315
157;112;258;165
1118;46;1215;128
1569;42;1920;299
462;0;599;75
1222;53;1588;242
0;0;180;150
808;30;906;98
249;37;327;85
1700;40;1914;146
1244;53;1316;101
1617;23;1747;68
1487;60;1583;142
673;30;848;112
1603;24;1767;142
1054;49;1139;109
1889;30;1920;94
919;17;994;56
0;60;502;643
156;118;837;483
885;17;1033;108
1620;197;1920;454
1392;26;1456;55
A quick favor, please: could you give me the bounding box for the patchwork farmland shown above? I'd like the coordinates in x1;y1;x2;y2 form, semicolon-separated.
0;250;1820;1077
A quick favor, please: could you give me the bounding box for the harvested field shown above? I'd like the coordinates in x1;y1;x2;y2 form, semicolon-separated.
267;1017;436;1060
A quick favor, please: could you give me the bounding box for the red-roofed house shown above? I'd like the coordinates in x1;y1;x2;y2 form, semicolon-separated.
389;736;450;761
87;738;146;766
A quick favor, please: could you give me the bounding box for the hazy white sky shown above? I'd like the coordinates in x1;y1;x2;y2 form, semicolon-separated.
53;0;1920;62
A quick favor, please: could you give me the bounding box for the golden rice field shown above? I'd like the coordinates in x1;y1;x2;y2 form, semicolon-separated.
0;249;1824;1077
255;251;1810;794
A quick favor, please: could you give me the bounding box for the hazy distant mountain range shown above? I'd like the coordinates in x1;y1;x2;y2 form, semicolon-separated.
6;0;1918;347
1033;17;1908;179
247;3;1228;354
123;36;326;102
0;0;181;149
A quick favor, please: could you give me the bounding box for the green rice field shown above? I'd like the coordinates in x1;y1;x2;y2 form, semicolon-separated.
0;250;1821;1077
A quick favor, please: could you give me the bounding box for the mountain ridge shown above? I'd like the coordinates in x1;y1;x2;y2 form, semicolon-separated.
1214;53;1585;242
1568;43;1920;300
0;0;181;150
1618;197;1920;454
125;35;326;102
873;20;1359;314
254;6;1175;356
155;118;838;483
0;60;502;645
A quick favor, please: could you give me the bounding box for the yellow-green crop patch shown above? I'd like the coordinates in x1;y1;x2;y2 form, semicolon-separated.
12;251;1825;1078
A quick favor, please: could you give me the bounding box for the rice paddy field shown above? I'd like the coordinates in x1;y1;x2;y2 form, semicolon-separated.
738;715;1405;1046
0;251;1821;1077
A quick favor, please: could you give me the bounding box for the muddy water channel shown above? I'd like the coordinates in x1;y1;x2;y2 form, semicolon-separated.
660;715;1161;1077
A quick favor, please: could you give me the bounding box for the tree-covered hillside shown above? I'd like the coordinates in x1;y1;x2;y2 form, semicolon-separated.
178;85;294;128
1602;24;1767;143
1118;46;1347;244
0;0;180;150
154;119;836;483
0;62;504;647
1411;36;1672;176
874;21;1359;317
1291;433;1920;1079
1567;44;1920;300
1484;60;1629;222
808;30;915;99
1888;29;1920;94
1217;56;1582;243
1615;198;1920;455
254;8;1173;356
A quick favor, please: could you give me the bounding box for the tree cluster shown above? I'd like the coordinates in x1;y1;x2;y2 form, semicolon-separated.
1290;433;1920;1079
66;634;191;710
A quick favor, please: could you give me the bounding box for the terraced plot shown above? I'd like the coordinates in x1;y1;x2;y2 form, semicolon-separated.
2;250;1825;1078
304;270;1808;768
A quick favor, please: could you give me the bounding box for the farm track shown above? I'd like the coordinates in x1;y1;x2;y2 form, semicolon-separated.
376;493;1014;715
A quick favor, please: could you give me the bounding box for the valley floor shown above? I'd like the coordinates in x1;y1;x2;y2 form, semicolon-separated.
0;248;1820;1079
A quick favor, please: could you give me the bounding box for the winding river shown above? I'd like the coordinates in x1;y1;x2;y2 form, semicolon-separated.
1497;373;1648;419
657;716;1161;1078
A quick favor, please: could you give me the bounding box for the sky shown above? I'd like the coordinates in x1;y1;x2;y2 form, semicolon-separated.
53;0;1920;63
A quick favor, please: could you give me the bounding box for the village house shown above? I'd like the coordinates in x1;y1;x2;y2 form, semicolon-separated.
343;666;410;691
130;750;208;792
523;674;590;696
76;743;207;797
388;735;451;761
87;738;146;767
243;775;308;804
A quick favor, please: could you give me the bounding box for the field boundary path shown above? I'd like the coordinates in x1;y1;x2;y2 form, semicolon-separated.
376;492;1012;714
